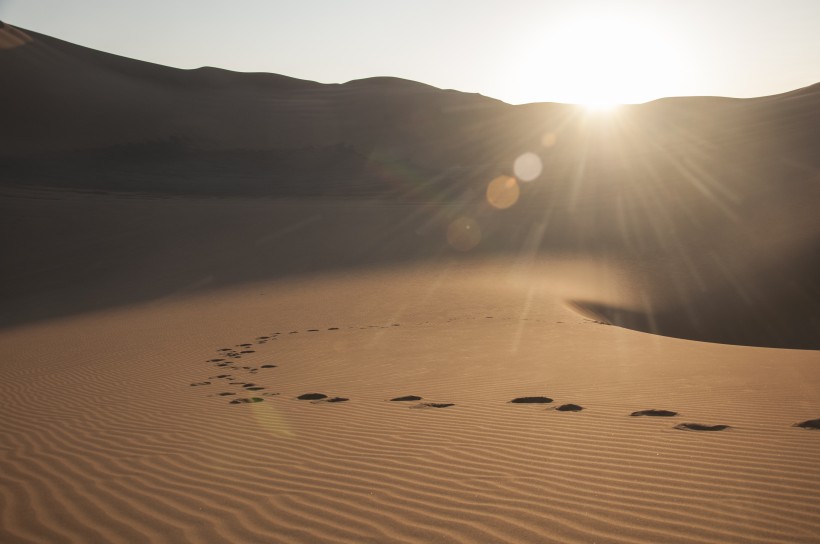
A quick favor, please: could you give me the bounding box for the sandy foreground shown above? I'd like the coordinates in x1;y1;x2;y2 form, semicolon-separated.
1;192;820;543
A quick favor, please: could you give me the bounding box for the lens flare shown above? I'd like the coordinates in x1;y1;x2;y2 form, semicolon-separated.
447;217;481;251
486;175;520;209
541;133;557;148
250;400;295;437
514;152;542;182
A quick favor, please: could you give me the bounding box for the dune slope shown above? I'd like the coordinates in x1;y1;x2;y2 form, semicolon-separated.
2;243;820;543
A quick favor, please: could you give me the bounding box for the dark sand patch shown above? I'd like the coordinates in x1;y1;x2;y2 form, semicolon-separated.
229;398;264;404
675;423;730;432
297;393;327;400
555;404;584;412
631;409;678;417
794;419;820;429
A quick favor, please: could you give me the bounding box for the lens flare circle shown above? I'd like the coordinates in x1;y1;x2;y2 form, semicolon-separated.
513;152;542;182
486;175;520;210
447;217;481;252
541;132;557;148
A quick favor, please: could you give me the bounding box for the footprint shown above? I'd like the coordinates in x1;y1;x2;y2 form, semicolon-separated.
674;423;730;432
240;350;255;354
297;393;328;400
319;397;349;403
257;336;269;340
217;348;232;352
413;403;455;409
260;365;277;369
207;359;225;363
241;383;257;388
555;404;583;412
793;419;820;429
190;382;211;386
390;395;423;402
217;392;236;396
631;409;678;417
229;398;264;404
245;387;265;391
510;396;553;404
237;344;252;348
328;327;339;331
307;329;319;332
209;374;232;379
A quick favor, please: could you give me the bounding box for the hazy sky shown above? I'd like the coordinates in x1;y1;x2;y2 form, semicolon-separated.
2;0;818;105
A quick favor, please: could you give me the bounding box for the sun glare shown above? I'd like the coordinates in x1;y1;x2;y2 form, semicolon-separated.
583;101;619;112
515;11;689;106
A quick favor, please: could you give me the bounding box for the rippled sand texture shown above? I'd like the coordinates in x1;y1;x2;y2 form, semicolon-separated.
2;227;820;543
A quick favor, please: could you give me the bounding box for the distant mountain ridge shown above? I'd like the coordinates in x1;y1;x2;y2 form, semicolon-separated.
0;21;818;198
0;23;507;158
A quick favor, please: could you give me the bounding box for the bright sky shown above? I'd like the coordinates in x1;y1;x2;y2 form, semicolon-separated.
2;0;818;105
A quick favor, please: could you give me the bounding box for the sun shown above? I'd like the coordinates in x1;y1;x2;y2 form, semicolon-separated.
515;11;689;106
582;100;619;112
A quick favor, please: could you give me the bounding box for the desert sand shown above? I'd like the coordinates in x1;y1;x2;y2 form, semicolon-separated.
2;191;820;544
2;22;820;544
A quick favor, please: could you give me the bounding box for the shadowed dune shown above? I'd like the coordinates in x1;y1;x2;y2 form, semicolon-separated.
1;22;818;199
1;24;818;348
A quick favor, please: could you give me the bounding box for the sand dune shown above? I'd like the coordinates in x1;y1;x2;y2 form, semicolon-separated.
1;21;820;544
1;22;818;349
2;253;820;543
2;192;820;543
